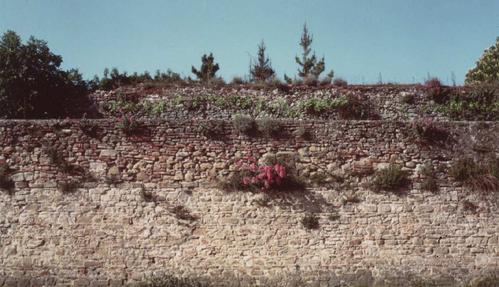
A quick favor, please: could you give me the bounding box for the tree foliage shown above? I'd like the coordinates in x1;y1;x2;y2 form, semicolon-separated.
0;30;88;118
191;53;220;82
250;41;275;82
89;68;184;91
295;24;326;79
465;37;499;84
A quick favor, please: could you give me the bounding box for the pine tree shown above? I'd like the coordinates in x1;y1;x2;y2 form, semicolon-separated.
250;40;275;82
295;24;325;79
191;53;220;83
465;37;499;84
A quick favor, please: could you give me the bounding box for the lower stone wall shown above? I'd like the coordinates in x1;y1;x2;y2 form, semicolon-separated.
0;185;498;286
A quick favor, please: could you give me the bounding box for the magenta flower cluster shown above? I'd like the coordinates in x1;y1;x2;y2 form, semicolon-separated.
236;156;287;191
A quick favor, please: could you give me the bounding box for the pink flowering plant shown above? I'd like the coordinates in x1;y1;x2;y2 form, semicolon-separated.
219;155;299;193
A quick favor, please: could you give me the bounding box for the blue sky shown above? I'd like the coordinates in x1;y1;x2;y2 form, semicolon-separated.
1;0;498;84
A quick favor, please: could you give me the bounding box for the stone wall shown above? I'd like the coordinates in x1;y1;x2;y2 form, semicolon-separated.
0;119;498;286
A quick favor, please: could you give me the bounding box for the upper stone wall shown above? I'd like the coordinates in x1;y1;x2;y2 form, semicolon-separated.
1;119;497;189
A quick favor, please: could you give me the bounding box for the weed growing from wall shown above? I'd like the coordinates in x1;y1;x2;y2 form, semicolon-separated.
449;157;499;192
117;115;141;135
301;214;320;230
293;126;312;140
413;118;449;144
58;179;80;194
80;117;100;138
232;114;256;136
420;165;439;193
198;120;225;139
0;163;14;194
140;189;157;203
371;164;410;194
256;118;282;138
171;205;198;221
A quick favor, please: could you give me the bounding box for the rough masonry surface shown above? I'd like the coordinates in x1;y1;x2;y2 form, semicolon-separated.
0;119;498;286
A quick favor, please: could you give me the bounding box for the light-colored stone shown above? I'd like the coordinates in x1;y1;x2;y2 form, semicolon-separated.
100;149;118;158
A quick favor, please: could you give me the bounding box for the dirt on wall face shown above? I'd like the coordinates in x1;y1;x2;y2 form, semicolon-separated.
0;118;498;286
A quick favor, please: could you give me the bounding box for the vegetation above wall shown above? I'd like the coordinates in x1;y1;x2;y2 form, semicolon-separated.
0;31;91;119
1;28;498;120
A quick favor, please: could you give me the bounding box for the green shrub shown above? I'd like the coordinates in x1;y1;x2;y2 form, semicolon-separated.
413;118;449;144
299;96;348;116
221;95;253;111
266;98;298;118
435;83;499;121
301;213;320;230
105;99;140;115
117;115;141;135
143;101;167;117
256;118;281;137
232;114;256;135
371;164;410;193
184;95;208;111
449;158;479;182
449;157;499;192
420;165;439;192
293;126;312;140
198;121;225;139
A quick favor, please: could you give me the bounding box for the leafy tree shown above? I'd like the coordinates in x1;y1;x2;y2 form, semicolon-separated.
0;30;88;118
89;68;183;91
191;53;220;83
295;24;326;79
250;41;275;82
465;37;499;84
